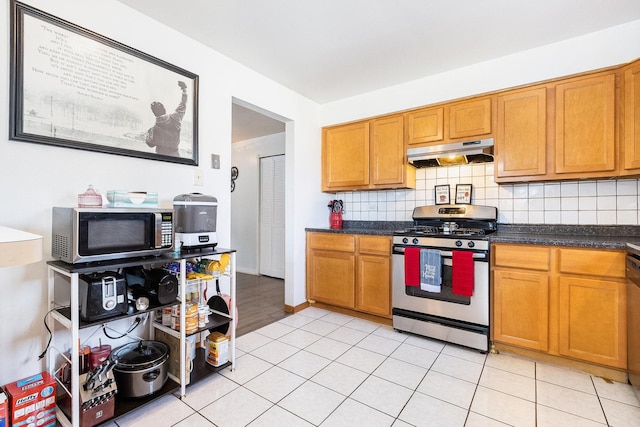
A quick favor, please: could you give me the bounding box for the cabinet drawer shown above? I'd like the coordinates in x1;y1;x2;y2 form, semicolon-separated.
307;232;355;252
559;249;625;278
493;244;550;271
358;235;391;256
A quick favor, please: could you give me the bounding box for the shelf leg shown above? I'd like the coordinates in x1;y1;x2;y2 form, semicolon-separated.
180;258;187;398
230;251;236;371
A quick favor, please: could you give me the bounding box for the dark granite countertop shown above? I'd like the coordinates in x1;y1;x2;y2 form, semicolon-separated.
305;222;640;249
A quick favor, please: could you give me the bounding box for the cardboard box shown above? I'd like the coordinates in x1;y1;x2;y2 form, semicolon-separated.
4;372;56;427
0;389;8;427
154;328;193;385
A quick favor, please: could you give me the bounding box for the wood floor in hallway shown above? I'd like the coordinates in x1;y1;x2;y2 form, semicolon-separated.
235;272;289;337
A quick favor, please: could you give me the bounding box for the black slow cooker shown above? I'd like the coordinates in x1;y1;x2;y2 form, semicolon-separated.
110;340;169;398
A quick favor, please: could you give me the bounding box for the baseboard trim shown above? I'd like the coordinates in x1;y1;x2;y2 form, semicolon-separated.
285;302;309;313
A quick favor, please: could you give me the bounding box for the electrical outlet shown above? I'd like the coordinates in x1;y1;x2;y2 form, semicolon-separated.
194;169;204;186
368;203;377;211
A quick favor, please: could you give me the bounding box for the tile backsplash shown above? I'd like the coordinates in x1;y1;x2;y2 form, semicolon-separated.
337;163;640;225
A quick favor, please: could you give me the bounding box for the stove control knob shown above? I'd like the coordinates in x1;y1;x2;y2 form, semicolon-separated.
402;237;409;244
455;240;463;247
412;238;419;245
468;241;475;248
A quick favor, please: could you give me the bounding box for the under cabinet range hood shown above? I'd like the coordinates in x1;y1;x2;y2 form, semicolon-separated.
407;138;494;168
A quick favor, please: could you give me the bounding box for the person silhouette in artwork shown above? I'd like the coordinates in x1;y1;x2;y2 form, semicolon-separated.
145;80;188;157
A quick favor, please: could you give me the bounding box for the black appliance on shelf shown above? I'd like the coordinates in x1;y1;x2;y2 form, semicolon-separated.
78;272;128;322
123;267;178;305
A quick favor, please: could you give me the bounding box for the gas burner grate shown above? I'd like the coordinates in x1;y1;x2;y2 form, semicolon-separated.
450;228;486;236
404;226;439;235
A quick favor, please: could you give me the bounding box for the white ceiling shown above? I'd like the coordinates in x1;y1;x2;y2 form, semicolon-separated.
117;0;640;139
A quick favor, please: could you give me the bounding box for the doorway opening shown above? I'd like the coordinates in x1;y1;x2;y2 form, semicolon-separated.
230;98;290;332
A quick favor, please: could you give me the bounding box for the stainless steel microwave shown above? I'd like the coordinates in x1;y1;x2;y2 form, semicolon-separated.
52;207;174;263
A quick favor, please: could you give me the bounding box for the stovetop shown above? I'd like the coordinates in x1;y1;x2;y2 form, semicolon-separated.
395;226;492;237
395;204;498;240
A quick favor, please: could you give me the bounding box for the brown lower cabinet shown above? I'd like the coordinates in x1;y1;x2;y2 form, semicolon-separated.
492;243;627;370
307;232;391;318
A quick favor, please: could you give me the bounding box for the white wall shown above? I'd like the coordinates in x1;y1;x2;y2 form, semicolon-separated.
231;133;286;274
321;20;640;125
0;0;323;384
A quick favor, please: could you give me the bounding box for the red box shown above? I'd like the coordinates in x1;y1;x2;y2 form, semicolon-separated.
4;372;56;427
0;389;8;427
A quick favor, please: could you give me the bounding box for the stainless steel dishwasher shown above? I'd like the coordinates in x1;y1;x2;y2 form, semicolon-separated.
626;243;640;400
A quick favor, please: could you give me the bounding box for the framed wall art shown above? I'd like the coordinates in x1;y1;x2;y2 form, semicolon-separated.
435;185;450;205
455;184;473;204
9;0;199;165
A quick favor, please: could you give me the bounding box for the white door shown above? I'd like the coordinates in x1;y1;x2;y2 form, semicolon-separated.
259;155;285;278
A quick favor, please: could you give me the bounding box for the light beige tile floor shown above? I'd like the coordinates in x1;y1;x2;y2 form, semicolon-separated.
107;307;640;427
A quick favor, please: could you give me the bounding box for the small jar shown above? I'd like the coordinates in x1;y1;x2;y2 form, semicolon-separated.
78;185;103;207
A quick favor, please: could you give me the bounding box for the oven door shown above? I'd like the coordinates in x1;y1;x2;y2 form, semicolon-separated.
392;247;489;326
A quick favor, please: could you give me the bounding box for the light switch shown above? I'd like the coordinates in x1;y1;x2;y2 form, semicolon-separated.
211;154;220;169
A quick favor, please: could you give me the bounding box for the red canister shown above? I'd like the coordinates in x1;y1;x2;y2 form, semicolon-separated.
330;212;343;229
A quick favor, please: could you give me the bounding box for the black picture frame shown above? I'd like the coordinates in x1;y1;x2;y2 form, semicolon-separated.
435;184;450;205
455;184;473;204
9;0;199;165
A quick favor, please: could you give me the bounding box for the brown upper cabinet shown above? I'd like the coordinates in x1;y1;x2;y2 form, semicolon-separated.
405;106;444;146
322;121;370;190
495;70;618;183
623;59;640;173
322;114;415;192
495;86;548;178
448;97;493;140
554;73;616;175
405;97;493;148
324;57;640;187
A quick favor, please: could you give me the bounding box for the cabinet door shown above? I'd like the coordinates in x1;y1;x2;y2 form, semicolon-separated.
307;249;355;308
555;74;616;174
370;115;405;186
356;254;391;317
322;121;369;190
624;60;640;171
356;236;391;317
493;269;549;351
495;87;547;178
405;107;444;146
558;276;626;368
448;97;492;140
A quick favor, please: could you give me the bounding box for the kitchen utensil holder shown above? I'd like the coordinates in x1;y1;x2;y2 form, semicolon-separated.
330;212;343;230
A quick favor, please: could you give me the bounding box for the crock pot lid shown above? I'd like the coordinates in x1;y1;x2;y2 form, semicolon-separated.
111;340;168;366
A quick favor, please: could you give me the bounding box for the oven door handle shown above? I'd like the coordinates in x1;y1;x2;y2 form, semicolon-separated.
440;251;485;259
393;247;486;259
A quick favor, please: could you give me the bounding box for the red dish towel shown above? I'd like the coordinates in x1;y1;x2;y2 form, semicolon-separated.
452;251;474;296
404;247;421;287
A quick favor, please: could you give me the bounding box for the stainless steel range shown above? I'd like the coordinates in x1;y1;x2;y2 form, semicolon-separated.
392;204;497;352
